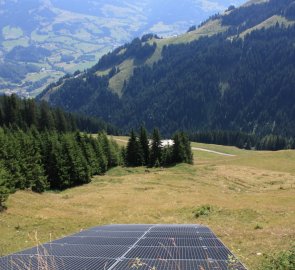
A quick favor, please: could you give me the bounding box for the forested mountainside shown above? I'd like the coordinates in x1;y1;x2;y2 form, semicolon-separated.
39;0;295;137
0;95;117;134
0;0;243;97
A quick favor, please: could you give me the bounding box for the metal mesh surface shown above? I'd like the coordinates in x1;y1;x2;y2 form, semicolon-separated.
72;230;144;238
0;224;247;270
0;255;115;270
15;243;129;258
137;237;223;247
145;231;217;238
53;236;137;246
113;258;246;270
124;246;231;260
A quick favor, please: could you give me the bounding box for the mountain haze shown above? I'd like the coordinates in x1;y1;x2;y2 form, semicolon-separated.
0;0;244;97
39;0;295;137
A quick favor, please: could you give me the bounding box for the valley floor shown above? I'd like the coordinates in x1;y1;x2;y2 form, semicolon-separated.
0;142;294;269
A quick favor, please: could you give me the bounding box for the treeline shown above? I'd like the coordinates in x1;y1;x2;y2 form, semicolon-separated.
0;94;118;134
42;23;295;138
0;128;121;211
190;131;295;151
92;37;157;71
0;94;121;211
222;0;294;34
123;127;193;167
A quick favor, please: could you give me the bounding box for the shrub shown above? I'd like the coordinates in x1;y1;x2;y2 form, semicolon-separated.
260;246;295;270
254;224;263;230
194;205;214;218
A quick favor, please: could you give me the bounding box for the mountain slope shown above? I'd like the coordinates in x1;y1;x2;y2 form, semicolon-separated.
39;0;295;137
0;0;244;97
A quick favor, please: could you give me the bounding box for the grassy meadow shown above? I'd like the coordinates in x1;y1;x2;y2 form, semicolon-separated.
0;140;294;269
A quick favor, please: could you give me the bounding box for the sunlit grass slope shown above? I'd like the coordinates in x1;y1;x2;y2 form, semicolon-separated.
0;141;294;269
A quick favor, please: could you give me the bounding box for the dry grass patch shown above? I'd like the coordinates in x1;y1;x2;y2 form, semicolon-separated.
0;143;294;269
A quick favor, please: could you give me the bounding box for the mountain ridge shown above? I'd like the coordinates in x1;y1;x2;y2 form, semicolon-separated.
39;0;295;137
0;0;244;96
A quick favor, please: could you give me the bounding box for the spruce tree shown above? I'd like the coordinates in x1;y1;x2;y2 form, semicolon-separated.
121;146;127;166
161;145;173;166
172;132;193;164
126;130;143;166
39;101;55;131
91;137;108;174
0;162;11;211
181;132;193;164
172;132;185;164
54;108;68;132
139;126;150;165
23;99;37;128
76;133;98;176
149;128;162;167
16;129;48;191
40;132;64;189
61;134;90;187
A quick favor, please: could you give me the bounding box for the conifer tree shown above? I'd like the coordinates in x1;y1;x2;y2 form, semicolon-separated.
91;137;108;174
76;133;98;176
161;145;173;166
149;128;162;167
121;146;127;166
39;101;55;131
126;130;143;166
2;129;25;190
61;134;90;187
181;132;193;164
172;132;193;164
40;132;63;189
54;108;68;132
23;99;37;128
139;126;150;165
0;164;10;212
16;129;48;191
172;132;185;164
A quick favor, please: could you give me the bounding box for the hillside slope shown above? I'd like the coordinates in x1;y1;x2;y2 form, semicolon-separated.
39;0;295;137
1;145;295;269
0;0;243;97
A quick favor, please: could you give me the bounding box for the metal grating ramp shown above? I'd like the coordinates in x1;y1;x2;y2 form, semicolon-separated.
0;224;247;270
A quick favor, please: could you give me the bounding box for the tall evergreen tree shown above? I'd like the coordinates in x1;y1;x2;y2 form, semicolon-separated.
61;134;90;187
149;128;162;167
172;133;185;164
181;132;193;164
126;130;143;166
23;99;37;128
39;101;55;131
0;162;11;212
54;108;68;132
139;126;150;165
98;132;118;168
172;132;193;164
91;137;108;174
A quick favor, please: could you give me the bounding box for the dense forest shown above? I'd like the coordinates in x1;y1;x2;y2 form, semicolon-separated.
0;128;121;211
190;131;295;151
124;127;193;167
39;0;295;139
0;95;194;211
0;94;118;134
0;95;121;211
222;0;295;33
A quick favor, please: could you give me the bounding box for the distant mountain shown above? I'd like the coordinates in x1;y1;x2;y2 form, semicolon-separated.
39;0;295;137
0;0;244;97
